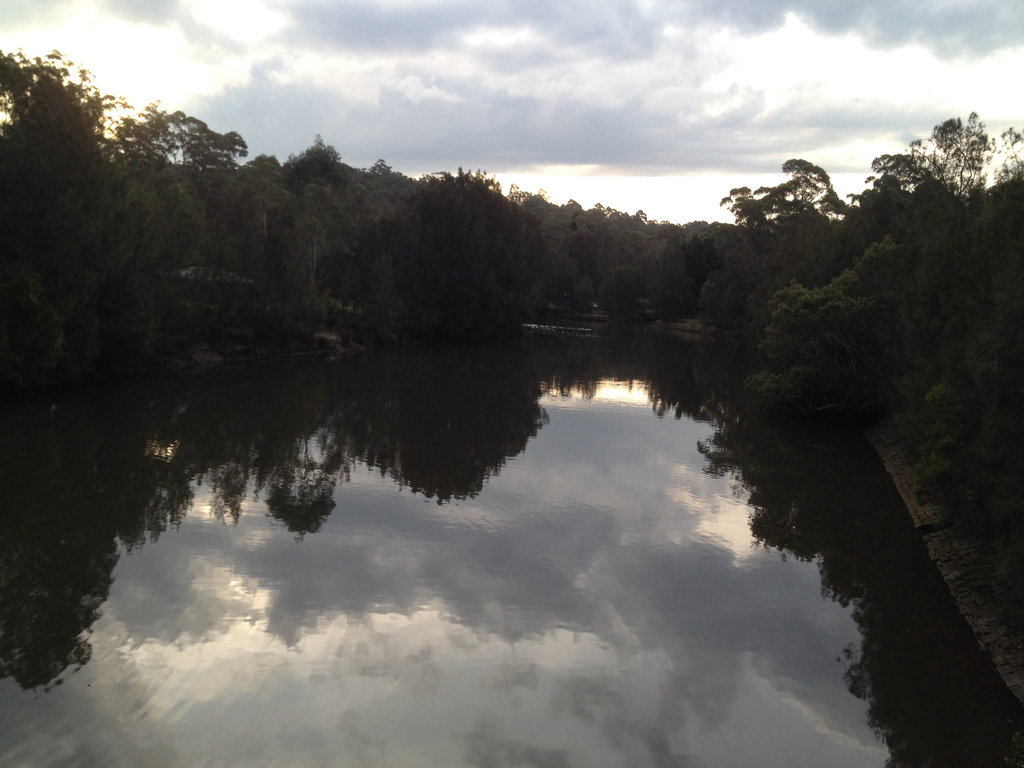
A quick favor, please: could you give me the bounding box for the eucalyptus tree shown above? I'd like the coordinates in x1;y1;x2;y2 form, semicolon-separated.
388;170;543;339
113;104;248;171
868;112;994;202
706;160;848;336
283;136;356;298
996;127;1024;184
0;51;117;382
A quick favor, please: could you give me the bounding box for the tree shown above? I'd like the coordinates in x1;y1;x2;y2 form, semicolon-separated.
599;262;645;313
242;154;290;239
909;112;993;201
721;159;846;226
285;135;346;187
870;113;995;201
113;104;247;171
710;161;848;337
284;136;354;293
0;51;116;381
748;268;885;418
996;127;1024;184
389;170;542;339
0;263;64;385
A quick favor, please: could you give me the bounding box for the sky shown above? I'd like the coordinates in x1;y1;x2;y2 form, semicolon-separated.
2;0;1022;224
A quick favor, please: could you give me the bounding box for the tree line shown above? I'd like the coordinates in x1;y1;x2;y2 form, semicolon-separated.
720;114;1024;623
0;50;700;388
3;50;1024;615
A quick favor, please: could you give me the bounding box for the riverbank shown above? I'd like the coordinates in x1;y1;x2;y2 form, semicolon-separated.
171;329;365;369
866;423;1024;706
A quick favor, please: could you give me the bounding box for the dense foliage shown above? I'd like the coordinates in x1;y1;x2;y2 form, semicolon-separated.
0;51;703;387
726;115;1024;620
3;51;1024;617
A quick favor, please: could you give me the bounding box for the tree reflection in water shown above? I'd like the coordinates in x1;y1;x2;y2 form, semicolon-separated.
0;341;548;690
0;324;1020;766
699;409;1023;767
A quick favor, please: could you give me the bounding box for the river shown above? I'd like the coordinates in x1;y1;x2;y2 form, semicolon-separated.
1;323;1020;766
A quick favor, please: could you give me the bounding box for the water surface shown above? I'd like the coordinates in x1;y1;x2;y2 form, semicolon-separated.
1;325;1020;766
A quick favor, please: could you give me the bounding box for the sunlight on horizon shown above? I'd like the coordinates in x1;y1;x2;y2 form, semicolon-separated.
494;169;873;225
3;11;251;112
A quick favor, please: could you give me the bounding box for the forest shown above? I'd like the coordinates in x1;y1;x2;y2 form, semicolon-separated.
2;50;1023;621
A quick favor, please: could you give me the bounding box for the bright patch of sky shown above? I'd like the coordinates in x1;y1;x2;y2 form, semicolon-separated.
184;0;287;44
2;0;1021;223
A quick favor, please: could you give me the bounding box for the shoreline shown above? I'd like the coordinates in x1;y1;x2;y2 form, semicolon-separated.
865;423;1024;706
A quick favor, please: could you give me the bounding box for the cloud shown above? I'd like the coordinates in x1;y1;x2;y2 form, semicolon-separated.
284;0;479;53
795;0;1023;56
277;0;1022;61
0;0;74;30
178;1;1018;183
98;0;183;25
664;0;1021;57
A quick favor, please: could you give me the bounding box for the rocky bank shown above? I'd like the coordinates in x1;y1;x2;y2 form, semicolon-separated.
866;424;1024;706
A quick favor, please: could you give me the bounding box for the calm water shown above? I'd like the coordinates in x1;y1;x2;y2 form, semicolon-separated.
1;325;1020;767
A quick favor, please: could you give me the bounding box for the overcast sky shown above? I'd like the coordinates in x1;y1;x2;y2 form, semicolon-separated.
3;0;1021;223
